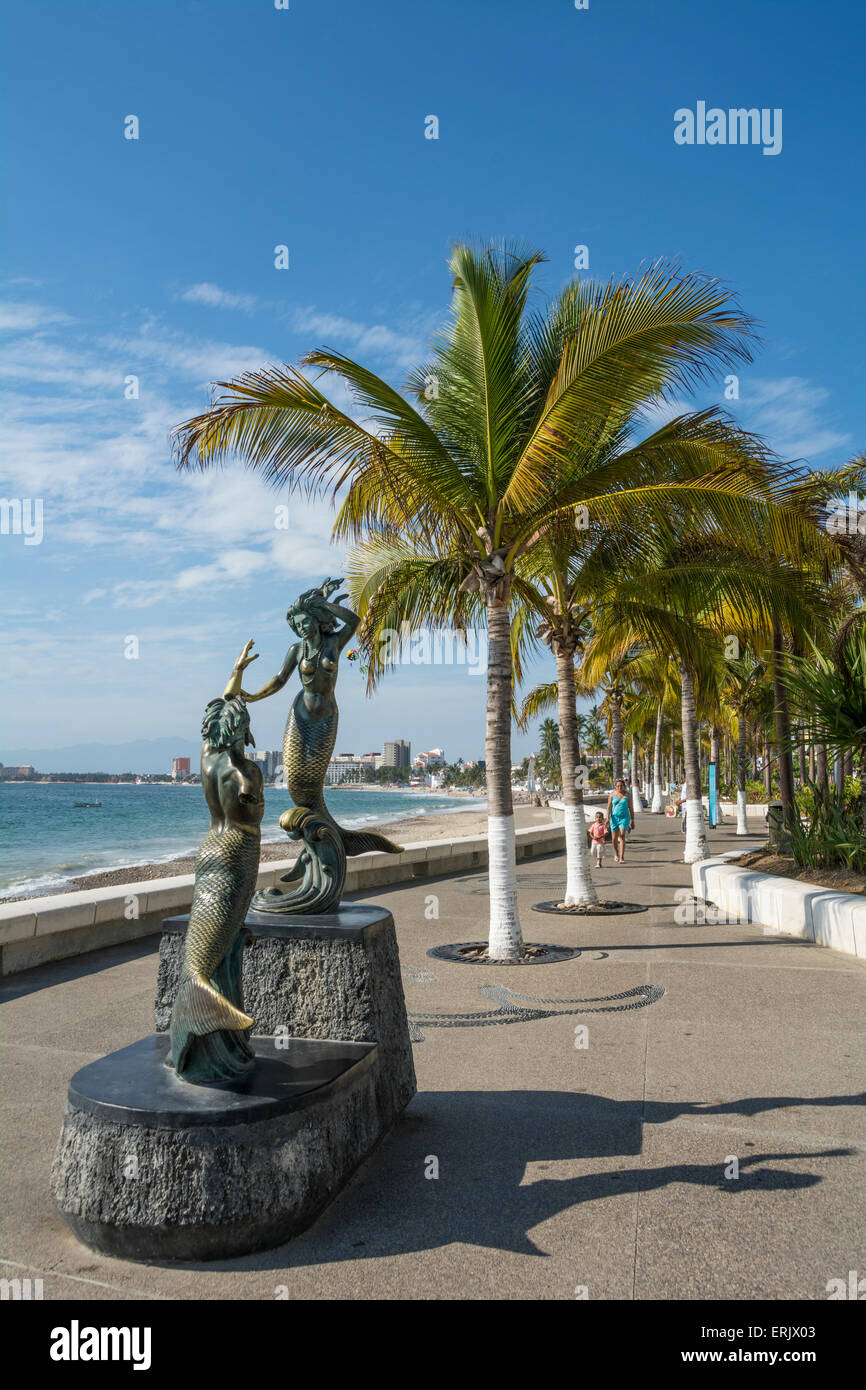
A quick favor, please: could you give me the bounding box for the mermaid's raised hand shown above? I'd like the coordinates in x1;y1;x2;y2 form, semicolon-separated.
233;639;259;673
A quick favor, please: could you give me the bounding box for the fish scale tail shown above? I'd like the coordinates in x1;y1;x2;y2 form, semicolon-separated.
171;972;254;1040
341;828;404;856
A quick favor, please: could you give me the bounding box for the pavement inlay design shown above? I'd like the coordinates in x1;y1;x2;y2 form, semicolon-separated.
406;981;665;1041
531;900;649;916
427;941;582;966
400;964;439;983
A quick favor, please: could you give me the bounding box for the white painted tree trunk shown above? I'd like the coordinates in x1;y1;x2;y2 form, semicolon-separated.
556;644;598;907
736;714;750;835
651;700;665;812
486;814;521;957
683;798;709;862
485;594;523;958
563;804;597;906
680;660;710;863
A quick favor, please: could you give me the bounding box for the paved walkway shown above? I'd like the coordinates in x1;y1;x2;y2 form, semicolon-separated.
2;812;864;1300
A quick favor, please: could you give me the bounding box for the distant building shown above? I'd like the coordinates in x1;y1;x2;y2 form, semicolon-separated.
0;764;35;779
384;739;411;768
415;748;445;770
325;751;386;785
171;757;191;780
251;749;281;779
326;754;363;785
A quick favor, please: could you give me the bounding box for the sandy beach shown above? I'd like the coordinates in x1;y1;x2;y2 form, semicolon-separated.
2;802;555;901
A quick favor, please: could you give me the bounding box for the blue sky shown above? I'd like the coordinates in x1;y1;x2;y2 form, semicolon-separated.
1;0;864;766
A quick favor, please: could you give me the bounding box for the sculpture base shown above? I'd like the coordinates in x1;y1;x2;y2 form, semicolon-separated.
156;902;416;1133
52;1034;384;1261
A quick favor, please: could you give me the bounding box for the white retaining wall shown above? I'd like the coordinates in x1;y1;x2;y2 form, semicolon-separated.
692;850;866;962
0;821;566;976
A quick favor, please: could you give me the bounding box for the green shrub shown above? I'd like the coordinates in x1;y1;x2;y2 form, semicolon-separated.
788;780;866;874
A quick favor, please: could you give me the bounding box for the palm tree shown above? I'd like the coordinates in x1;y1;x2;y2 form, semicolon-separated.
172;246;767;957
721;649;767;834
598;661;632;784
583;534;832;862
515;531;597;905
585;705;606;762
537;717;561;786
781;615;866;829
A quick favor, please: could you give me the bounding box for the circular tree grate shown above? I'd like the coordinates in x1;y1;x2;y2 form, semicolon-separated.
427;941;582;966
531;900;649;916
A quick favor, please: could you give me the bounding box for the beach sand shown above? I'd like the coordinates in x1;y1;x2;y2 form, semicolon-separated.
2;802;555;901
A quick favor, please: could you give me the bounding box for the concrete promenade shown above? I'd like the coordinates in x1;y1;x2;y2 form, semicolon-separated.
1;812;864;1301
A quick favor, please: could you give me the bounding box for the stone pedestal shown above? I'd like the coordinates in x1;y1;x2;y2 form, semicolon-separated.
52;1035;381;1261
155;902;416;1131
53;902;416;1261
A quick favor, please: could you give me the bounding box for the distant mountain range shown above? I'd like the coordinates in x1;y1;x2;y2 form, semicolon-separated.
0;738;202;775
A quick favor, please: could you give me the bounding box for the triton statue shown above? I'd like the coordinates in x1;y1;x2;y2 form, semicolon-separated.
242;578;402;913
168;641;263;1083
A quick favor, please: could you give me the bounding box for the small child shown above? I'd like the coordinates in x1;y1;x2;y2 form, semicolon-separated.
588;811;607;867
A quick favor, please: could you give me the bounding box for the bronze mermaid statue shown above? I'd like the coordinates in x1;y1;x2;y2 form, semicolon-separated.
168;641;263;1083
242;578;402;914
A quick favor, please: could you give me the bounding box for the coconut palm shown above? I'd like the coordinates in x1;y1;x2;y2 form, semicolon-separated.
514;529;599;905
172;245;778;957
583;532;832;861
720;648;767;834
536;717;561;786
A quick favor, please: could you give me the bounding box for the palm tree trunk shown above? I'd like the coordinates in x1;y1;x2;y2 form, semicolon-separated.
680;660;709;861
797;736;808;787
485;596;522;958
710;724;721;772
631;733;642;810
610;696;624;782
814;741;828;791
651;701;665;812
772;621;796;826
736;713;749;835
556;646;597;907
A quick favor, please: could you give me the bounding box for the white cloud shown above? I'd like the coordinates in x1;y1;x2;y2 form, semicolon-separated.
178;283;257;314
290;306;428;368
741;377;851;460
0;301;71;331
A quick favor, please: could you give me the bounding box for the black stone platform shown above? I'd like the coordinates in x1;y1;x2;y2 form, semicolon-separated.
155;901;416;1133
52;1034;384;1261
67;1034;376;1128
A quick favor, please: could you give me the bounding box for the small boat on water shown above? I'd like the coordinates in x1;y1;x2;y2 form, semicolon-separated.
73;801;101;808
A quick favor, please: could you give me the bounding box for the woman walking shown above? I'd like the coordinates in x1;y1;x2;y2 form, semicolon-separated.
605;778;635;865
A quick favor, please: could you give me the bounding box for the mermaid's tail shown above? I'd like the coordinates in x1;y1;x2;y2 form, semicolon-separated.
341;828;404;856
172;971;254;1038
283;698;403;858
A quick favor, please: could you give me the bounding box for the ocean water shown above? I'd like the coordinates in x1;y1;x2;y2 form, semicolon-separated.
0;782;486;898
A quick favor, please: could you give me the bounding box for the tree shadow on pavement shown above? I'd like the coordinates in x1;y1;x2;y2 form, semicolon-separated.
173;1088;858;1272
